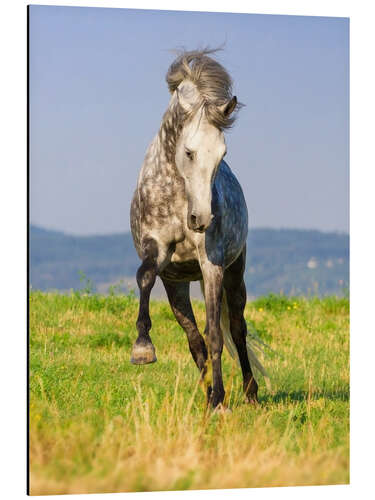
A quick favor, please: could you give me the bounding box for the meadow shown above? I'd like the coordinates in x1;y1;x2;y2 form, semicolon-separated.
29;290;349;495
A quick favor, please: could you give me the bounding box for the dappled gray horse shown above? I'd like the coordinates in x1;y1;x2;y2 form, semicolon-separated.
130;49;265;409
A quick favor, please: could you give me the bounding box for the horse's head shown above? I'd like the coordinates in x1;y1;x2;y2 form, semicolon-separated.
174;80;237;233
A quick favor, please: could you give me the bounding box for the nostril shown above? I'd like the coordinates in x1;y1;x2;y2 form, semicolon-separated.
190;214;197;226
189;214;207;232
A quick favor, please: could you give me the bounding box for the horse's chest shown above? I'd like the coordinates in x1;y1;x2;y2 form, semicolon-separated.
139;175;186;229
161;239;202;282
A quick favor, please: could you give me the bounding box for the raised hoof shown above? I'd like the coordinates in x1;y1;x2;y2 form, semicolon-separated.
130;343;157;365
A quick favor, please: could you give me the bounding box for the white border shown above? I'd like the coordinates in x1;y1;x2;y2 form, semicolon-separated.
1;0;375;499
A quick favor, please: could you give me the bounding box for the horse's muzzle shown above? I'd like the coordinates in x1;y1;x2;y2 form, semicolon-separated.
188;213;213;233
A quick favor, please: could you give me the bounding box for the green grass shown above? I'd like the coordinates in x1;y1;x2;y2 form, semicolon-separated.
29;291;349;495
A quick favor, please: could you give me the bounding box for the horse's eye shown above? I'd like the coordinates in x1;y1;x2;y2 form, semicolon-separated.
185;149;193;160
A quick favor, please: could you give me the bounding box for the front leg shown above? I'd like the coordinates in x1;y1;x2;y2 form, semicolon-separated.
162;279;210;399
131;237;159;365
201;261;225;408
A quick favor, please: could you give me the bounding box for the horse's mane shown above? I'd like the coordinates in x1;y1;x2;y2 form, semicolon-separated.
165;48;242;130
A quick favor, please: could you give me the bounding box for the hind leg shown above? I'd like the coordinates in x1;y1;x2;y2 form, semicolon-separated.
223;248;258;403
162;279;211;399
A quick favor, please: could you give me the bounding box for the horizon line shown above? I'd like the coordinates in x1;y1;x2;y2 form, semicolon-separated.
29;223;350;238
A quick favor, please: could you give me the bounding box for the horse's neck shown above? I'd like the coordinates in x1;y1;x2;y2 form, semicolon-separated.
139;102;183;185
158;100;183;164
140;135;177;182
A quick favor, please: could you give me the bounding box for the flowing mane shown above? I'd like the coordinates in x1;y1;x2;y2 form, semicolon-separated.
165;49;242;130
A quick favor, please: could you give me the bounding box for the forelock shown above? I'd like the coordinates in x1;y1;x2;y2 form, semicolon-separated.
165;48;242;130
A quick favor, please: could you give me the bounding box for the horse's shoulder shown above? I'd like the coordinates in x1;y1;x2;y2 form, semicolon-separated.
216;160;241;192
219;159;232;174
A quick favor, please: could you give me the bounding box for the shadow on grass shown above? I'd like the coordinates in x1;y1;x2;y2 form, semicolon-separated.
259;387;350;405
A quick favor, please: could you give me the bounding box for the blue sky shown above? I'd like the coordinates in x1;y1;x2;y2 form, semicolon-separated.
29;5;349;235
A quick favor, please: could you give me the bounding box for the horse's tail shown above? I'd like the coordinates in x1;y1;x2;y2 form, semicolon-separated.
220;291;271;390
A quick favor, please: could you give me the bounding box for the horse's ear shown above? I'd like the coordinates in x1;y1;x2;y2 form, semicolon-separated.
220;96;237;117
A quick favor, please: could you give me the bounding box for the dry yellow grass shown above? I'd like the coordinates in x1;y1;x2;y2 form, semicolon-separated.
29;292;349;495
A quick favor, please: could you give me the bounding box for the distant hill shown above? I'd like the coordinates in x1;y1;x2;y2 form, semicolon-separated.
29;225;349;297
